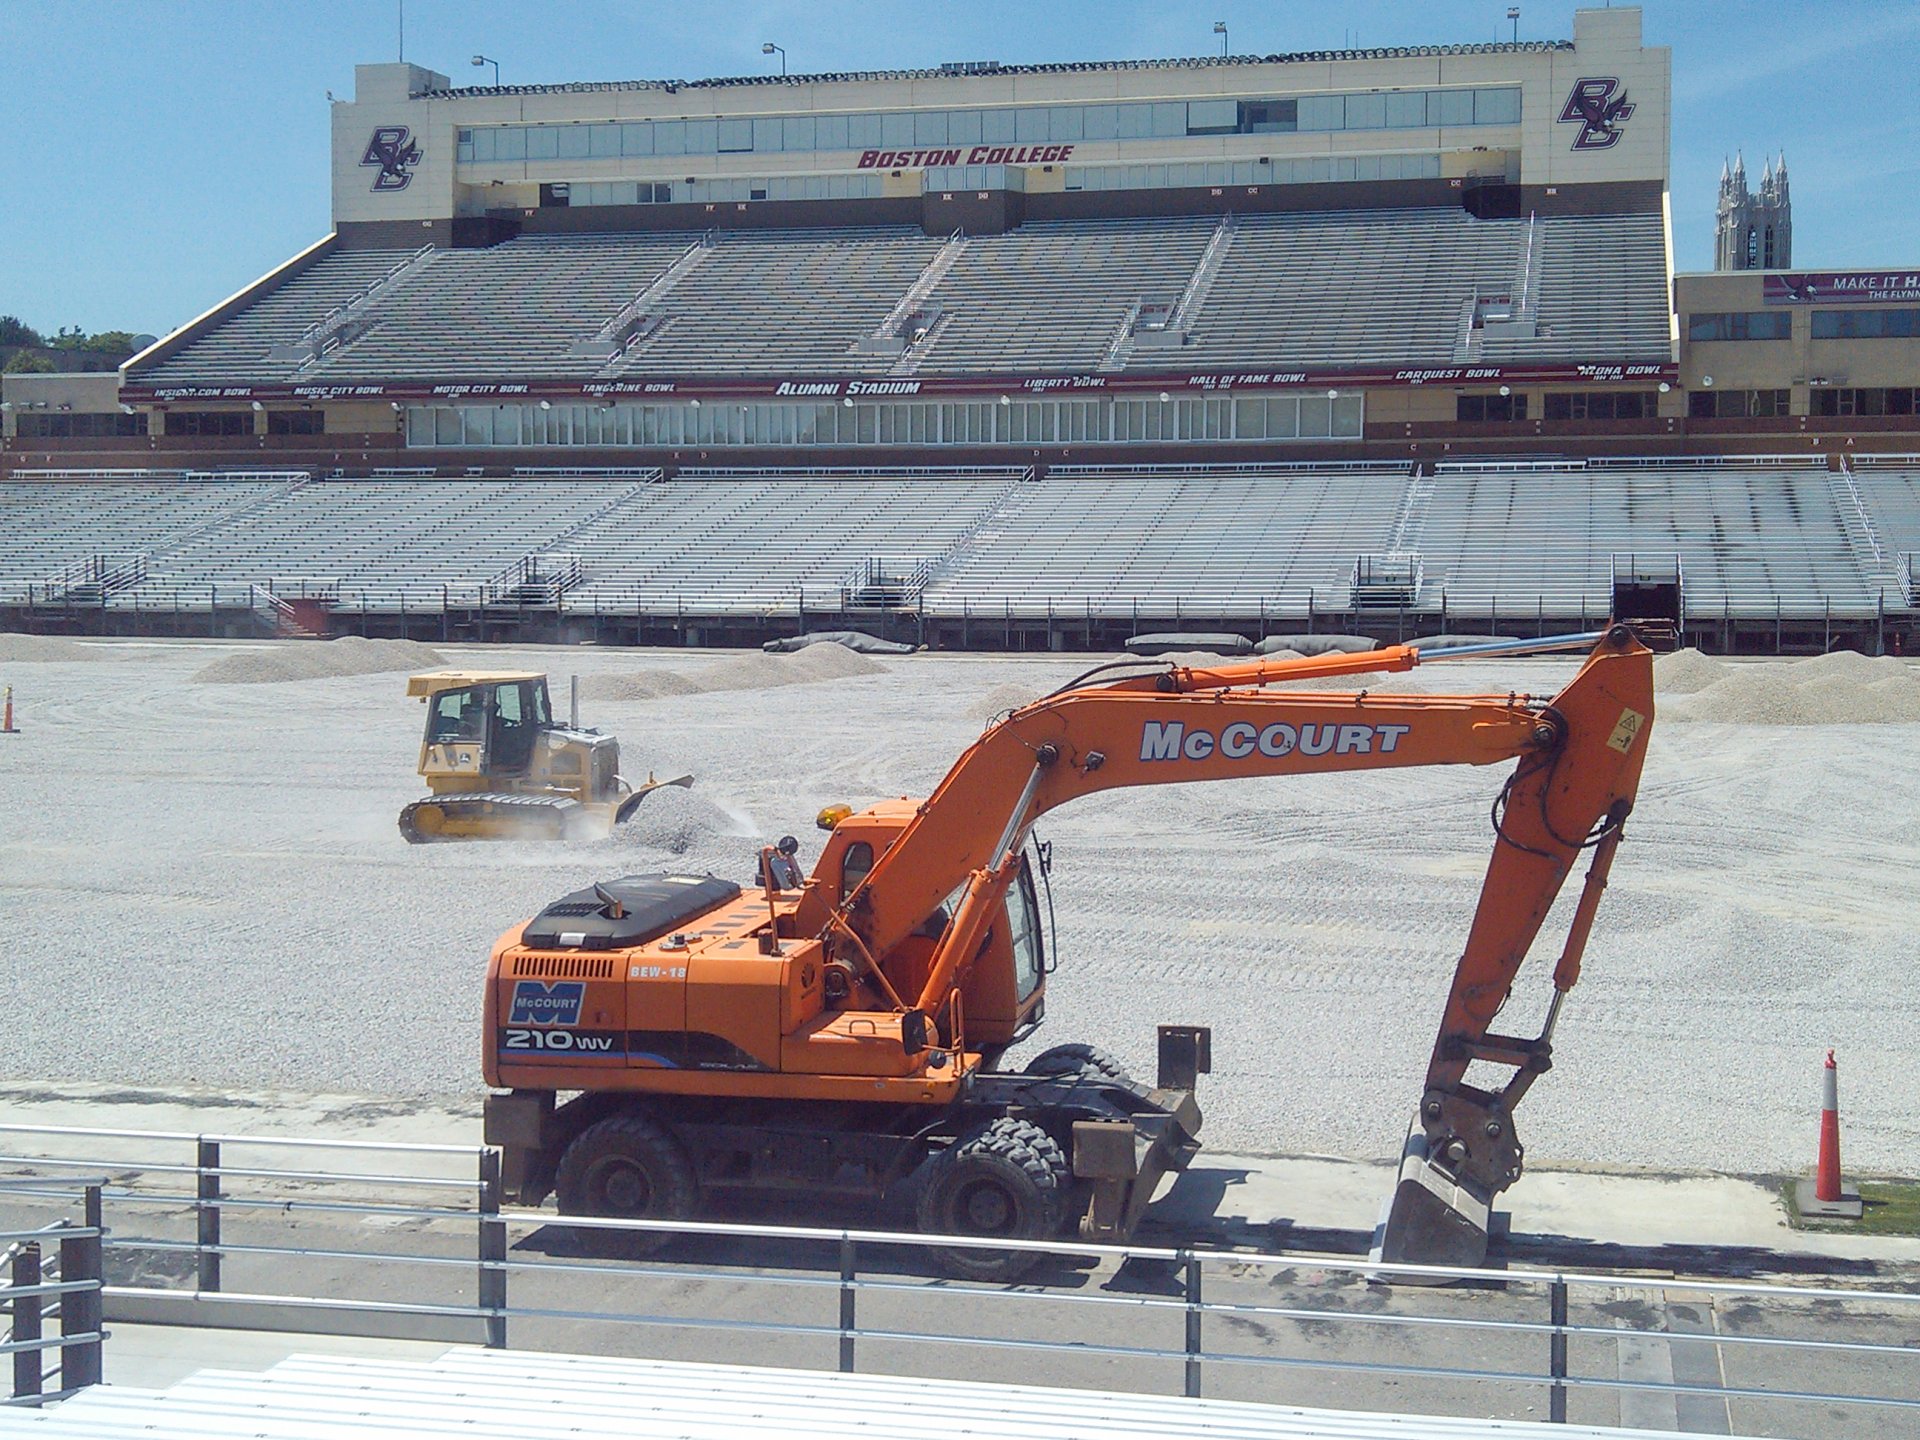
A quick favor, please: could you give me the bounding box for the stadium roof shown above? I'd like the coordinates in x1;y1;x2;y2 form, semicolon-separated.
419;43;1576;100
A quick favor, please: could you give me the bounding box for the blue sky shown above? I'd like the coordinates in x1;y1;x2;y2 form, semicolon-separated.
2;1;1916;337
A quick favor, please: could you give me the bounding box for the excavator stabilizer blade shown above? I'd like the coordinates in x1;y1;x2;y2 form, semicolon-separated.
1375;1131;1494;1278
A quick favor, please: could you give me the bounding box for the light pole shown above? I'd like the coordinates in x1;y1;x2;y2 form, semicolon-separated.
1212;20;1228;56
1506;7;1519;43
761;42;786;76
471;54;500;86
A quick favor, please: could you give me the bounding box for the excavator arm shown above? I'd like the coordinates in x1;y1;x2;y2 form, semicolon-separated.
832;626;1655;1266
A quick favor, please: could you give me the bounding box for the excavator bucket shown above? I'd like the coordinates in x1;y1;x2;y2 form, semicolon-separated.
1375;1128;1496;1276
615;773;695;822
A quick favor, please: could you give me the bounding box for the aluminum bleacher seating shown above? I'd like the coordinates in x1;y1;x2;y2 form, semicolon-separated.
0;475;298;592
567;470;1022;613
614;228;946;376
116;477;645;606
920;466;1414;619
1414;462;1880;617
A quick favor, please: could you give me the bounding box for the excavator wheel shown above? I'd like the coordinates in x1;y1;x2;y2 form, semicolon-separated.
553;1112;698;1256
1023;1044;1132;1086
916;1117;1070;1282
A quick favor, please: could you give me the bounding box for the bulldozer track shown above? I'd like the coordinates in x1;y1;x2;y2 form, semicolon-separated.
398;792;582;844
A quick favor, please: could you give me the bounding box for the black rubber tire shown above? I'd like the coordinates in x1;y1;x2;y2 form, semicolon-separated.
916;1117;1070;1282
553;1112;698;1256
1024;1043;1132;1085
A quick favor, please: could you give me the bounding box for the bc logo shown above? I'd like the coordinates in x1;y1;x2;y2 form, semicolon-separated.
361;126;422;191
1557;78;1635;151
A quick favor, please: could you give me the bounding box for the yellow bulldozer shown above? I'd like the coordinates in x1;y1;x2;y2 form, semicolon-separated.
400;670;691;843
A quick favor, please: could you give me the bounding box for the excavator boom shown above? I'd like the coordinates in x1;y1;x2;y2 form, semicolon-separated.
834;627;1654;1266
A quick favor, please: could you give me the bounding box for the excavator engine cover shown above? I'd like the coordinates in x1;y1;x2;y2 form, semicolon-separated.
520;874;741;951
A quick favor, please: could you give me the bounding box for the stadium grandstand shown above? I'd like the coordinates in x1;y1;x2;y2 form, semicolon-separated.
4;5;1919;651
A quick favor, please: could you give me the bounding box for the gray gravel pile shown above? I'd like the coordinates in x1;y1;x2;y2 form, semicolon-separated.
1663;649;1920;724
2;642;1916;1176
967;682;1041;720
583;643;888;704
1653;647;1728;694
192;636;446;684
0;633;105;662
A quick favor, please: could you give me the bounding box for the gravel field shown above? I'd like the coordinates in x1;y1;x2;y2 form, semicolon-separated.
1;636;1915;1177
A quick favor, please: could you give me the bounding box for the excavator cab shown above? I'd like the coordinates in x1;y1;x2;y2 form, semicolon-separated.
399;670;691;844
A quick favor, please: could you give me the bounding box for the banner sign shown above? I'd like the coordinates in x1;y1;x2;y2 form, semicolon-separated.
122;361;1676;406
1763;272;1920;305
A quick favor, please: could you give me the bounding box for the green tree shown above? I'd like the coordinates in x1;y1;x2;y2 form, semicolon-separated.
0;316;45;347
76;330;139;354
2;352;57;373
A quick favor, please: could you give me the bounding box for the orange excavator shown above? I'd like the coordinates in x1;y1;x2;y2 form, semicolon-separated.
482;626;1654;1276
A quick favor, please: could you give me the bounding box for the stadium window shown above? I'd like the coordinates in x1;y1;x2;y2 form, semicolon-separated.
780;116;815;151
1186;99;1238;135
498;128;528;162
1474;88;1522;124
1456;393;1527;422
618;123;652;157
1430;89;1475;126
1264;398;1299;438
14;412;144;438
881;112;915;146
1687;311;1790;341
718;119;754;153
1239;99;1298;133
1344;93;1387;130
1811;309;1919;339
1049;106;1085;141
816;114;849;150
1080;105;1117;141
684;120;718;154
1691;389;1790;418
1382;91;1427;128
1332;394;1364;435
266;411;324;436
456;129;474;162
915;110;949;146
588;124;621;158
1297;95;1344;131
526;127;558;161
1544;392;1648;421
1298;395;1334;437
1813;387;1917;417
165;411;249;437
654;121;686;156
847;113;883;148
556;126;590;160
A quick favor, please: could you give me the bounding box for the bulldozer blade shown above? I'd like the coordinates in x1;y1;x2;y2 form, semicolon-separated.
1373;1130;1495;1280
616;773;695;822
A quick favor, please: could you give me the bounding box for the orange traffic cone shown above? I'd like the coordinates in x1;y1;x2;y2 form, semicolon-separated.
1797;1049;1863;1219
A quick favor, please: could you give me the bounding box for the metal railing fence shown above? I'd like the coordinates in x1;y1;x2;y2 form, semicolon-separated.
0;1125;1917;1428
1;1179;105;1405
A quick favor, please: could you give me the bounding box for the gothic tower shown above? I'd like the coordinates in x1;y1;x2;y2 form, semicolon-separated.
1716;151;1791;270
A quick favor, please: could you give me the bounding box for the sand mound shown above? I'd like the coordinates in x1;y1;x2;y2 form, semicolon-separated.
192;636;446;684
1653;648;1729;694
585;643;888;703
1663;652;1920;724
579;669;704;703
968;682;1041;720
607;784;745;856
0;633;101;662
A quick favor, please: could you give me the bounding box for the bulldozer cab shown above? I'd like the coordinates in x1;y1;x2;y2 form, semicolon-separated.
410;671;552;781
